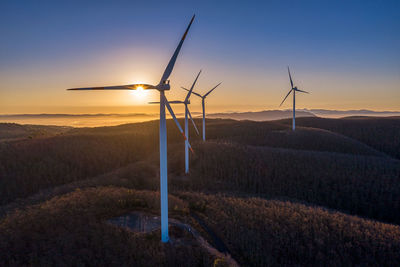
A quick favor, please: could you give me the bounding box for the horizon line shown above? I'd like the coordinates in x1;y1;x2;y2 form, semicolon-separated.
1;108;400;117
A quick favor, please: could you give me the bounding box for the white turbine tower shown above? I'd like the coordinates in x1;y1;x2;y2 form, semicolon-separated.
151;70;201;173
279;66;309;131
182;82;221;141
67;15;195;243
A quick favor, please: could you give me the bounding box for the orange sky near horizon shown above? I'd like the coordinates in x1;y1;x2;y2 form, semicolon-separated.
1;45;399;115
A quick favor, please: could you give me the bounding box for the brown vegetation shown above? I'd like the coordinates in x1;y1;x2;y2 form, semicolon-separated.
189;141;400;224
0;123;70;141
1;187;399;266
280;116;400;159
0;120;185;204
1;117;400;265
205;119;387;156
180;192;400;266
0;187;216;266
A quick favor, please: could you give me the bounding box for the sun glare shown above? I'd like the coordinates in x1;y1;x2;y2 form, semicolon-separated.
130;86;148;100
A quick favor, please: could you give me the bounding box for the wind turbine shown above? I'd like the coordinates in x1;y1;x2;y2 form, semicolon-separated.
67;15;196;243
151;70;201;174
182;82;221;141
279;66;309;131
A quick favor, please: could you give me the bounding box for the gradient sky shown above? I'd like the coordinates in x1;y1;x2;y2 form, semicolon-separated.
0;0;399;115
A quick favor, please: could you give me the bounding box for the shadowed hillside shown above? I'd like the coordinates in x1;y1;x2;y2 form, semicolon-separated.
0;120;176;204
278;116;400;159
180;192;400;266
187;142;400;224
204;119;386;156
206;109;315;121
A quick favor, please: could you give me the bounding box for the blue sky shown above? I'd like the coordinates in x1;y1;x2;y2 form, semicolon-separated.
0;0;399;113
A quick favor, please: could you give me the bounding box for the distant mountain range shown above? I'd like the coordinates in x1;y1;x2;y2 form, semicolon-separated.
302;109;400;118
206;109;400;121
0;109;399;127
205;110;316;121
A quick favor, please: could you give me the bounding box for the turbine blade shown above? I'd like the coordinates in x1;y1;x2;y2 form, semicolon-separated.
67;84;155;90
288;66;294;88
279;89;293;107
165;96;194;153
159;15;195;84
204;82;221;97
164;95;188;142
296;89;309;94
182;87;202;98
150;100;184;104
188;108;200;135
185;70;202;102
188;142;194;154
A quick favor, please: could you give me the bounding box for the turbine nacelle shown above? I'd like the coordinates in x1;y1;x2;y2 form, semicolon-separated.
280;67;310;107
156;81;171;91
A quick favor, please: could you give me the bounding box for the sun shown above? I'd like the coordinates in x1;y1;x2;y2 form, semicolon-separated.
130;86;147;100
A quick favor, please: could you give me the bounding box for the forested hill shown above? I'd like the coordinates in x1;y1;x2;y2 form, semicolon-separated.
1;117;399;266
